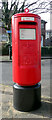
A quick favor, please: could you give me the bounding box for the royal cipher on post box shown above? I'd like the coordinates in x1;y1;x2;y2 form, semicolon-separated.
12;8;41;112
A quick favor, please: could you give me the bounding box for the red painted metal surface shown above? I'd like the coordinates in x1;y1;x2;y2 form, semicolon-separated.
12;12;41;86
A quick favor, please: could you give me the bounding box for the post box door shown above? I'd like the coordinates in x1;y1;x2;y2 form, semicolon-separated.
18;22;39;67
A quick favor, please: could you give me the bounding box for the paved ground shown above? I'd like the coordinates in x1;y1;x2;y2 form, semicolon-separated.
0;59;52;119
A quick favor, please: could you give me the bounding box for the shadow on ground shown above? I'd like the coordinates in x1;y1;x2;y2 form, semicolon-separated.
2;93;52;118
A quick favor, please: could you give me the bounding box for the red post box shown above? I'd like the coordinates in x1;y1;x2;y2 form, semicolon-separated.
12;9;41;111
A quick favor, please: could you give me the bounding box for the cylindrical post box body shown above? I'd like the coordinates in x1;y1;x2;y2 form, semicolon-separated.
12;13;41;86
12;12;41;111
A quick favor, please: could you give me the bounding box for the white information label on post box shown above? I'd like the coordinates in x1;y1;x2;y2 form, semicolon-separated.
20;29;36;40
21;17;34;21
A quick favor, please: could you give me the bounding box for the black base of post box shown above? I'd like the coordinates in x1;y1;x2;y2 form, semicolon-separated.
13;83;41;112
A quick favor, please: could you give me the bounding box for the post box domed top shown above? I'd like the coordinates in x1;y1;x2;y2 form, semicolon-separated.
12;12;40;19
